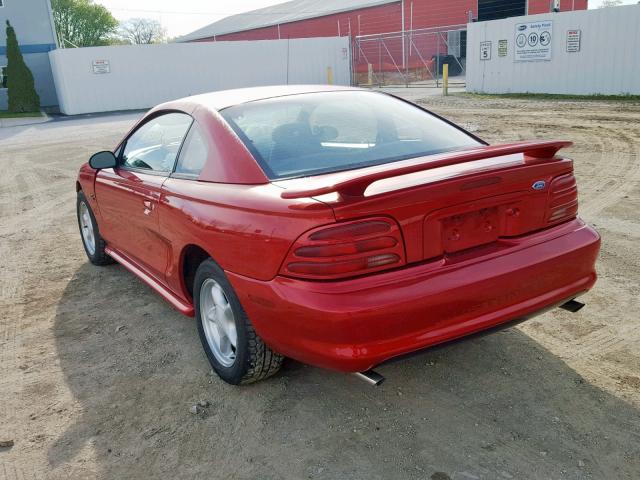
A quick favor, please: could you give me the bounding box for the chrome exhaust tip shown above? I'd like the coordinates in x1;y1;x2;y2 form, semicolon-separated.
560;299;585;313
353;370;385;386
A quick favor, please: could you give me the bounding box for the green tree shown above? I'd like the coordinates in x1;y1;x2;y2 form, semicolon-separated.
51;0;118;47
5;21;40;113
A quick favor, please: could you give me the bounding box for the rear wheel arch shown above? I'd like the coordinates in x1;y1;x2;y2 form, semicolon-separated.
76;181;82;192
181;244;215;300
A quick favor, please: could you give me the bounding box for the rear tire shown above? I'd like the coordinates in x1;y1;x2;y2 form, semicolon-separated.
77;191;113;266
194;259;283;385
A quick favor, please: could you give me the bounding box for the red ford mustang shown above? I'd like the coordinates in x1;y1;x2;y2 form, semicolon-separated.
76;85;600;385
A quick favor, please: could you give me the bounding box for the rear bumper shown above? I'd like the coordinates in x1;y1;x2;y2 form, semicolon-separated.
228;219;600;372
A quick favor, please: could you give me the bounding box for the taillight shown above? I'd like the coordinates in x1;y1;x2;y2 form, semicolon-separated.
280;217;406;280
547;173;578;225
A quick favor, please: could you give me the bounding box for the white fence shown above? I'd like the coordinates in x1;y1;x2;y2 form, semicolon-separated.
467;5;640;95
49;37;351;115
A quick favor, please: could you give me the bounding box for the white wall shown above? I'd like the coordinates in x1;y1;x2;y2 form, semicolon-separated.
467;5;640;95
49;37;351;115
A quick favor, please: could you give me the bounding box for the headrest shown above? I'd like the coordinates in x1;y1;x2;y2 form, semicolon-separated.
272;122;314;144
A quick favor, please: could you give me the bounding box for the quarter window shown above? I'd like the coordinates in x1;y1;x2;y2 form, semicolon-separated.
174;122;208;176
121;113;192;173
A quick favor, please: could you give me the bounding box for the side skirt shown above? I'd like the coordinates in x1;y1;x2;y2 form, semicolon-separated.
105;246;195;317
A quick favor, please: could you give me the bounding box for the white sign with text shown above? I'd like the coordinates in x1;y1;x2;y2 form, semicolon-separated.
92;60;111;74
480;41;492;61
566;29;581;53
514;21;553;62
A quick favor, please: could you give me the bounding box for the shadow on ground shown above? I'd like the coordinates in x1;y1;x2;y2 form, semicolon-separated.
49;263;640;480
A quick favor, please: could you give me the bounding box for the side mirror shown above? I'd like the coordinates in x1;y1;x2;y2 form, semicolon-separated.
89;151;117;170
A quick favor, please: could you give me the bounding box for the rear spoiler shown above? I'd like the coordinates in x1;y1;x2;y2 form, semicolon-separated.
280;140;572;199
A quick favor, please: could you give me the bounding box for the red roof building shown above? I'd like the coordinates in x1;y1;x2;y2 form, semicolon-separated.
179;0;587;43
178;0;588;82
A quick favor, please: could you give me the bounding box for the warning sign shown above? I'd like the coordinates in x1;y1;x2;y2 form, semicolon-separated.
514;20;553;62
566;29;581;53
480;41;491;61
92;60;110;74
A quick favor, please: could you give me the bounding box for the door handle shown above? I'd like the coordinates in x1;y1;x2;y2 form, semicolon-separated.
143;200;154;215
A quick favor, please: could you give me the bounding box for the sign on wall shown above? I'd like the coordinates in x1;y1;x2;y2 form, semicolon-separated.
566;29;581;52
514;20;553;62
92;60;110;74
498;39;508;57
480;41;492;60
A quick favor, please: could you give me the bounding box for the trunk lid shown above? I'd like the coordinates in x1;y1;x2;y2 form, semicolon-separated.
273;141;577;263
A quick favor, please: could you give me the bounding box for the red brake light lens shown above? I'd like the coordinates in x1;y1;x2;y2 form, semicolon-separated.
309;221;391;240
281;218;405;280
295;237;397;258
547;173;578;225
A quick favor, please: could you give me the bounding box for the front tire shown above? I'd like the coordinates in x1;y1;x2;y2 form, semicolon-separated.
77;191;113;266
194;259;283;385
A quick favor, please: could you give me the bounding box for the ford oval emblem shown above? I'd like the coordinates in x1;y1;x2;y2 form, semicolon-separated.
518;25;527;31
532;180;546;190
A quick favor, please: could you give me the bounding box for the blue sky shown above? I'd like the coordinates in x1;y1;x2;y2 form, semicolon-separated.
94;0;639;37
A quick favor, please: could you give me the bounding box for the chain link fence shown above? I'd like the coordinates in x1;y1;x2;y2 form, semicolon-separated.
352;25;467;88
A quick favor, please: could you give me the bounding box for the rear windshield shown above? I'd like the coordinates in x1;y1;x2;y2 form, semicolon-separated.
220;91;482;180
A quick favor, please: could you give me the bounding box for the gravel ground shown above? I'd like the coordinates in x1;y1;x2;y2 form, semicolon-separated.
1;92;639;480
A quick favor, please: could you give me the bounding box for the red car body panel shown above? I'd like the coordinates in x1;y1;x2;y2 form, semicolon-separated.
158;179;335;284
95;169;168;279
77;86;601;373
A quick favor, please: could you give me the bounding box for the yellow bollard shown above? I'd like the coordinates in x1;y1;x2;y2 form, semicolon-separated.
443;63;449;96
327;66;334;85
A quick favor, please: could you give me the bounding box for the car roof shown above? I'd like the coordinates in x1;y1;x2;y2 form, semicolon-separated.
158;84;363;112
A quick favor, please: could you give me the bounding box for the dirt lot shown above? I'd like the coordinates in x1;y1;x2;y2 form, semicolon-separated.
1;92;639;480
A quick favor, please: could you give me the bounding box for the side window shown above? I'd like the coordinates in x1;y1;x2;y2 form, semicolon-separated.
121;113;192;173
174;123;208;176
